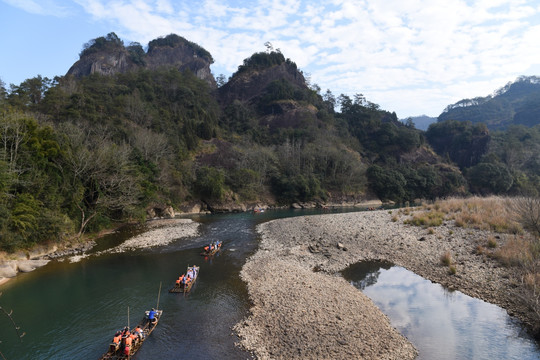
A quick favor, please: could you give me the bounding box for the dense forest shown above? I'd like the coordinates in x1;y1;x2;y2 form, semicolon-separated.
438;76;540;130
1;33;539;252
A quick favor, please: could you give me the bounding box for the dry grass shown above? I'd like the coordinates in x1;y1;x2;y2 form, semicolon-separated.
493;235;534;267
404;210;445;227
440;251;453;266
416;195;540;334
487;236;498;249
408;196;524;234
474;245;485;255
523;272;540;291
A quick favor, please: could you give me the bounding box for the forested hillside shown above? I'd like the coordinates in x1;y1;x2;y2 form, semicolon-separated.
0;33;538;252
438;76;540;130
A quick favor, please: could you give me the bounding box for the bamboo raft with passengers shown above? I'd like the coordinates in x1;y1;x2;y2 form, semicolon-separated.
100;284;163;360
169;265;199;293
200;240;222;256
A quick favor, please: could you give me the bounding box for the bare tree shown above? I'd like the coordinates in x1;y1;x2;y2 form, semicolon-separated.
58;122;140;237
512;196;540;239
0;111;27;172
510;196;540;335
0;292;25;360
131;127;170;163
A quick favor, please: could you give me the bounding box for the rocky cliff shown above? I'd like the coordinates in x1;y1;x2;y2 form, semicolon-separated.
219;60;307;105
67;33;216;87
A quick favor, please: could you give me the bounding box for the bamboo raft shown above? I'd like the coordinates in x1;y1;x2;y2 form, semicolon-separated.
200;242;222;256
99;309;162;360
169;265;199;293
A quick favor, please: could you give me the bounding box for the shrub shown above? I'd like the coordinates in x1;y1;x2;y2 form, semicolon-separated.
493;235;532;266
440;251;453;266
487;236;498;248
475;245;485;255
405;210;445;227
511;196;540;238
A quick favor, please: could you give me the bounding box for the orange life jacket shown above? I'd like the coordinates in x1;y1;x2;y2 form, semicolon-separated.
113;335;121;344
125;337;133;345
204;246;209;251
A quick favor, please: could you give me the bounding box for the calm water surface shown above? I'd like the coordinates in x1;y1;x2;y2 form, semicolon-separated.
1;209;539;359
342;261;540;360
0;208;338;360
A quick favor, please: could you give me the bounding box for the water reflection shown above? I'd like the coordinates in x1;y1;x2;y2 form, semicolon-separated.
343;262;540;360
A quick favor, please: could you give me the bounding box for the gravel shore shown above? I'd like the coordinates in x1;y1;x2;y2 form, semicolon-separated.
0;218;200;282
235;209;533;359
103;218;199;253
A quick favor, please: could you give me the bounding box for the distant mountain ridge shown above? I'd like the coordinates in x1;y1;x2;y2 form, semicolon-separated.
400;115;437;131
438;76;540;130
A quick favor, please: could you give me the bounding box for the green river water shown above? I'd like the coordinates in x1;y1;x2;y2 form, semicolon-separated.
1;209;539;359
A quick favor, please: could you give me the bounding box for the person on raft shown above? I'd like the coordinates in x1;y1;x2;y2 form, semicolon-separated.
176;274;185;287
147;308;157;324
110;331;122;352
134;325;144;341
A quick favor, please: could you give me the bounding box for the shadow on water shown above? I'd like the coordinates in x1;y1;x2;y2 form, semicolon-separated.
342;261;540;360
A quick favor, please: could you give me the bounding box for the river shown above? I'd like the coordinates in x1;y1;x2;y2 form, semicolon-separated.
0;209;539;359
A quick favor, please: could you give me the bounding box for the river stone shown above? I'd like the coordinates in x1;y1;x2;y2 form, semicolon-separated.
162;206;175;218
0;261;18;278
28;245;58;259
17;259;50;273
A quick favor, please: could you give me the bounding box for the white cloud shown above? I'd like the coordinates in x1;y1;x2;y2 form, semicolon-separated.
10;0;540;116
4;0;71;16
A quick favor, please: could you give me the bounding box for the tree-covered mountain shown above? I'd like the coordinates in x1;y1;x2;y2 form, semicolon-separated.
0;33;537;252
438;76;540;130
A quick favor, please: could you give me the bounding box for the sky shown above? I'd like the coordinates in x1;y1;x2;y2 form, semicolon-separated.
1;0;540;118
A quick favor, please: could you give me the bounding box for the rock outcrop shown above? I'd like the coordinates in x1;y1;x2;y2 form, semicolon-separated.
218;61;307;105
67;33;216;87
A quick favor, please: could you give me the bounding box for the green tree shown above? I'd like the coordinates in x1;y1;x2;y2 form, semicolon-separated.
366;165;406;201
194;166;225;201
467;162;513;194
426;120;490;169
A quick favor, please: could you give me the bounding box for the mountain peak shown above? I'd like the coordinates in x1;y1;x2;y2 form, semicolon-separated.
67;33;216;86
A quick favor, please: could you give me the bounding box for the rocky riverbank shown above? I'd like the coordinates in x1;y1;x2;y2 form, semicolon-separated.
0;218;200;285
235;209;534;359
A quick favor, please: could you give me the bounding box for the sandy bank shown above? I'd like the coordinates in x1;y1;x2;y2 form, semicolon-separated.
235;209;532;359
0;218;200;284
101;218;199;254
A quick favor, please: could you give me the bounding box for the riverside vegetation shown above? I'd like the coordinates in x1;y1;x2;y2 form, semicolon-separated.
400;196;540;337
234;195;540;359
0;33;539;259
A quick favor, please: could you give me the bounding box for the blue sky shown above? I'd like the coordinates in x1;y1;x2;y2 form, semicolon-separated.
1;0;540;117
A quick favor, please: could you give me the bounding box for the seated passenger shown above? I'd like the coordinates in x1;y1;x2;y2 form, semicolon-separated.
134;325;144;340
124;336;133;355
